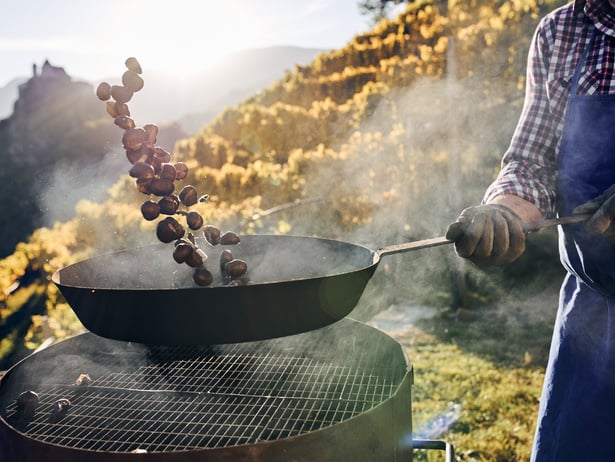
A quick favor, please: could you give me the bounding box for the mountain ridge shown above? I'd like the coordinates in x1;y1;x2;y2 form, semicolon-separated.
0;46;325;132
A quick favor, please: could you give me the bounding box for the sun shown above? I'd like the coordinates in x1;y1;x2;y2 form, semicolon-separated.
104;1;253;79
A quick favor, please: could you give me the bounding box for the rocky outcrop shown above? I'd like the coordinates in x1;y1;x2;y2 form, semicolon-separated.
0;60;117;257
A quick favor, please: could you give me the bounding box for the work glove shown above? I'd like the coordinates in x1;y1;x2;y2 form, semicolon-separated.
572;184;615;241
445;204;526;266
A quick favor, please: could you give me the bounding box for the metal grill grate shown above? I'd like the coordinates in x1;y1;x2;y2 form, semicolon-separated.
3;338;401;453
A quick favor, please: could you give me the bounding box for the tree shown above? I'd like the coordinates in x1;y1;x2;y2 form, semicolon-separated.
358;0;409;22
358;0;453;23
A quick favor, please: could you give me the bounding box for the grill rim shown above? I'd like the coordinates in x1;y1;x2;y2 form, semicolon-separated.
0;319;413;461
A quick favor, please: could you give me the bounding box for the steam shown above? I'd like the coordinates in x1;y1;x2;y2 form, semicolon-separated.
39;146;127;225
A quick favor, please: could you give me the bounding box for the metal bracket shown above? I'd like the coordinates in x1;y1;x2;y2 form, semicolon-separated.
412;439;456;462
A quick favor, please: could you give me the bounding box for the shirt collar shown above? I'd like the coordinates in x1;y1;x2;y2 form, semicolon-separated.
584;0;615;37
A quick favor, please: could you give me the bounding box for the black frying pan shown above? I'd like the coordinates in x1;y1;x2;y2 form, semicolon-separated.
52;215;589;345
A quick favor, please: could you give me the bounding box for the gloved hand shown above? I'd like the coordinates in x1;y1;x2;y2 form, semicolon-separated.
445;204;526;266
572;184;615;240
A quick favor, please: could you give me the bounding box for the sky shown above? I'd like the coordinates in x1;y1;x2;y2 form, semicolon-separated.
0;0;380;87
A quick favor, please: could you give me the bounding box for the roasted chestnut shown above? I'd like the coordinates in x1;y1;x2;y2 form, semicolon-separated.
53;398;71;413
193;267;213;286
179;185;198;206
159;163;177;181
186;211;203;230
204;225;221;245
122;70;144;92
125;57;142;74
149;178;175;196
144;123;158;145
96;81;111;101
225;259;248;278
185;248;207;267
122;127;146;151
174;162;189;180
114;115;135;130
157;195;180;215
156;217;185;243
75;373;92;386
220;231;240;245
110;84;133;104
219;249;234;271
173;243;193;264
141;200;160;220
129;162;155;179
16;390;39;413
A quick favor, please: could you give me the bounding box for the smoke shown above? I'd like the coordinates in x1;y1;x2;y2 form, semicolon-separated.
283;75;522;319
39;146;128;225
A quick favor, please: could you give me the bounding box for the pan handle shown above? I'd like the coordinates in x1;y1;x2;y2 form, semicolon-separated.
375;213;592;258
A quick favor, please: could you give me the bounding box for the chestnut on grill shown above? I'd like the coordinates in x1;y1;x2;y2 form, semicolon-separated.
16;390;39;414
52;398;71;414
75;373;91;387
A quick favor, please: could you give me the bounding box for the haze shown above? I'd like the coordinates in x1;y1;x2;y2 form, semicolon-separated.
0;0;381;87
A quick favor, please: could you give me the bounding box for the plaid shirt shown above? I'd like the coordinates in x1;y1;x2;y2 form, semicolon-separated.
483;0;615;217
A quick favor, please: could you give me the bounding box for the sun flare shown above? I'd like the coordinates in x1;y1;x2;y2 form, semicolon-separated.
105;1;254;79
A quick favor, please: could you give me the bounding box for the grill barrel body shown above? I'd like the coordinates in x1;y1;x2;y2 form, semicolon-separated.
0;319;414;461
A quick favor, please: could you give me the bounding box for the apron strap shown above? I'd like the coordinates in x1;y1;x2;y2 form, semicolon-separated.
571;28;597;94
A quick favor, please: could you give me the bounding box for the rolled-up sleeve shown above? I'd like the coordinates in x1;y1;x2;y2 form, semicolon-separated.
483;18;559;218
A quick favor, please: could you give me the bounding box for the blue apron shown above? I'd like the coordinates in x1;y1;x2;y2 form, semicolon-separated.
532;28;615;461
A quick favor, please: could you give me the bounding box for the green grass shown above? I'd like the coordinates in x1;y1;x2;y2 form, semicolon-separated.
379;285;559;461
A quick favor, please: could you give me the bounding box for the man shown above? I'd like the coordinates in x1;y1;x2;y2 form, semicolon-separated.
445;0;615;460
